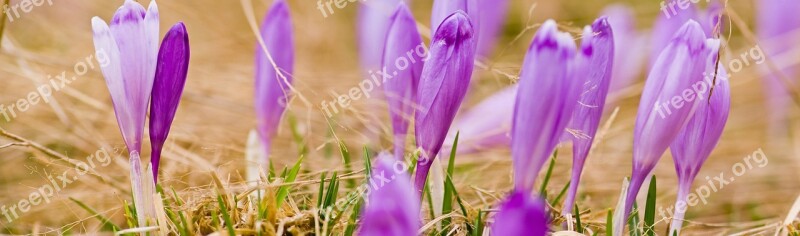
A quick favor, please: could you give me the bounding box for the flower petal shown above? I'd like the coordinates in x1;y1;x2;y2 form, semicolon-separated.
358;152;420;236
491;190;548;236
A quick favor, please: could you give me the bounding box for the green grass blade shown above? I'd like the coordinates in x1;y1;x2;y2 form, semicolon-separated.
287;114;308;156
339;142;356;189
276;156;304;207
69;197;119;232
629;202;641;236
539;150;558;196
644;176;657;236
441;132;460;234
607;209;614;236
575;203;584;233
217;195;236;236
317;172;328;208
363;146;372;177
553;181;571;205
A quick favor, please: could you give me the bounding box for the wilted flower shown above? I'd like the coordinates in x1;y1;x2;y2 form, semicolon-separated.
358;152;419;236
414;11;476;198
668;69;730;235
491;190;548;236
254;0;294;164
443;85;516;154
149;22;190;181
601;4;646;92
756;0;800;133
563;17;614;216
383;3;423;160
511;20;583;191
619;20;720;233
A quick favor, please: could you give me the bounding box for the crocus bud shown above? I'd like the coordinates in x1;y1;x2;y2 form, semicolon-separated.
667;68;730;235
443;85;516;154
562;17;614;216
430;0;478;36
149;22;190;181
619;20;720;233
413;11;476;199
475;0;509;57
491;190;548;236
756;0;800;134
358;0;404;73
652;0;701;67
358;153;419;236
601;4;646;92
511;20;582;191
255;0;294;164
383;3;424;160
91;0;159;155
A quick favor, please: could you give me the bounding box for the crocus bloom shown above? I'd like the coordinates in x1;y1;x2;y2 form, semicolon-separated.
491;190;548;236
443;85;516;154
475;0;509;57
383;3;424;160
651;0;701;67
358;152;420;236
601;5;646;92
255;0;294;164
91;0;159;227
430;0;478;36
562;17;614;216
667;68;730;235
358;0;403;73
414;11;476;199
756;0;800;134
619;20;720;233
149;22;190;181
511;20;582;191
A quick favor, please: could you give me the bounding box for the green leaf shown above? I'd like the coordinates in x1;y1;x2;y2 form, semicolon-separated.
552;181;571;206
644;176;657;236
217;195;236;236
539;150;558;196
629;202;641;236
339;142;356;189
363;146;372;177
317;172;328;208
276;156;304;207
287;113;308;156
69;197;119;232
441;132;460;234
606;209;614;236
574;203;584;233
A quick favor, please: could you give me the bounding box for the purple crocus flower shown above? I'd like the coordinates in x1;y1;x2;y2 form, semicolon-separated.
149;23;190;182
491;190;548;236
383;3;424;160
475;0;509;57
358;0;403;74
667;68;730;235
91;0;159;226
443;85;516;154
254;0;294;164
358;152;419;236
562;18;614;216
430;0;478;36
511;20;582;191
601;5;646;92
757;0;800;134
651;0;701;67
413;11;476;199
619;20;720;232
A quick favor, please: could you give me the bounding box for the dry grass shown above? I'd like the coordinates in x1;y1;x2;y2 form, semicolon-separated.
0;0;798;235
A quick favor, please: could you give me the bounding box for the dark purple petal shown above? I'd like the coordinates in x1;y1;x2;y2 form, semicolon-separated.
430;0;479;36
667;67;730;234
149;22;190;181
621;20;720;230
563;18;614;215
358;153;419;236
383;3;424;160
255;0;294;160
511;20;581;191
491;190;548;236
413;11;476;199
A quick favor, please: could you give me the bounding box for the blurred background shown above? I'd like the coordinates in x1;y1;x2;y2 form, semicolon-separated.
0;0;797;234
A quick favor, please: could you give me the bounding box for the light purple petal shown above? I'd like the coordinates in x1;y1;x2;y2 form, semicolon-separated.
430;0;479;36
491;190;548;236
358;0;403;72
475;0;509;57
149;22;190;181
563;18;614;215
413;11;476;198
651;0;701;68
602;4;646;92
511;20;580;191
383;3;424;160
255;0;294;159
358;152;420;236
443;85;516;154
757;0;800;130
621;20;720;228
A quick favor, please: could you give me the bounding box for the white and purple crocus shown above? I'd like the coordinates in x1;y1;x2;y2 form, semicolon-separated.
92;0;189;227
